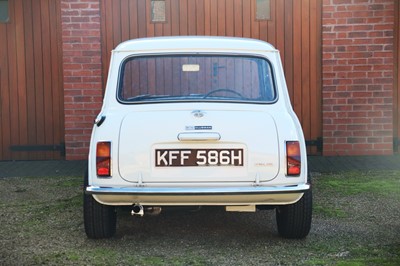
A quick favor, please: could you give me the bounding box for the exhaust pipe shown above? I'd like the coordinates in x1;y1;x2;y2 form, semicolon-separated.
145;207;162;216
131;204;144;217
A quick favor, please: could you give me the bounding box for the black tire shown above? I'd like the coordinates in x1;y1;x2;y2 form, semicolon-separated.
83;170;117;239
276;189;312;239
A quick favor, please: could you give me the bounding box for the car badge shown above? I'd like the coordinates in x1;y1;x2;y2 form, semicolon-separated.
191;110;205;118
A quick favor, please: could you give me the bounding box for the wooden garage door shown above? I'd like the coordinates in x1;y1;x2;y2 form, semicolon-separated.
0;0;64;160
101;0;322;154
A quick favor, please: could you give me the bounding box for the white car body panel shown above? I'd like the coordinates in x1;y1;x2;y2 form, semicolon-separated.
118;107;279;183
87;36;309;207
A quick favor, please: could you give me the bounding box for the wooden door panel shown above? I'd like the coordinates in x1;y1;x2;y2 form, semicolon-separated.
0;0;64;160
100;0;322;154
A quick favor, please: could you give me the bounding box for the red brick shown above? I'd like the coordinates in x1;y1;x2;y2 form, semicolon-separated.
333;11;353;18
61;0;102;160
367;137;383;143
350;5;370;11
353;143;374;150
352;11;374;17
373;143;393;150
354;131;373;137
352;52;373;58
70;3;90;9
347;59;368;65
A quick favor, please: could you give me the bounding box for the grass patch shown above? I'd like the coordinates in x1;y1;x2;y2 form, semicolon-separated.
303;242;400;266
314;170;400;197
313;171;400;219
1;172;400;265
58;178;83;188
33;249;208;265
313;204;347;218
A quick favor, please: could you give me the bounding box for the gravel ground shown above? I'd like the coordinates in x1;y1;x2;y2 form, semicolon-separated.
0;172;399;265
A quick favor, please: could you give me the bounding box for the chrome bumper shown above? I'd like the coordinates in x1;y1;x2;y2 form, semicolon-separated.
86;184;310;196
86;184;311;206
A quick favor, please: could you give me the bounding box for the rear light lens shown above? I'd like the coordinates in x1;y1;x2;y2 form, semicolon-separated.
96;142;111;177
286;141;301;176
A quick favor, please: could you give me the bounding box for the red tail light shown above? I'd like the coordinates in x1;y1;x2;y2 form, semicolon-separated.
96;142;111;177
286;141;301;176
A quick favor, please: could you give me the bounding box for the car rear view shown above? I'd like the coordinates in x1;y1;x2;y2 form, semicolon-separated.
84;36;312;239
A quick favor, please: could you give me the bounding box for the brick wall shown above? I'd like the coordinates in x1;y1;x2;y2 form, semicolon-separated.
60;0;396;159
61;0;102;160
322;0;395;155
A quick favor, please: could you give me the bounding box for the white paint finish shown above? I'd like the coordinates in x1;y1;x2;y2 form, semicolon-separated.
88;36;308;206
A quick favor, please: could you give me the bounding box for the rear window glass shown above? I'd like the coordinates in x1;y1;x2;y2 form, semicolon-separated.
118;55;276;103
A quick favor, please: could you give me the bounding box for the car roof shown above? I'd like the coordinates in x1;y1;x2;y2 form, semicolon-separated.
114;36;277;53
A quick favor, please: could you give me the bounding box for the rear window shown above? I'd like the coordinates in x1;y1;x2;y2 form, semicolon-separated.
118;55;276;103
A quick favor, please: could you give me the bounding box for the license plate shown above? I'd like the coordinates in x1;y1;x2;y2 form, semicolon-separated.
155;149;244;167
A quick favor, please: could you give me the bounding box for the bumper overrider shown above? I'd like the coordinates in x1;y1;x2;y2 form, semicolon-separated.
86;184;311;206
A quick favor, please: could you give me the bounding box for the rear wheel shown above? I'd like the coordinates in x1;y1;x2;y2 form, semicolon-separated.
276;189;312;239
83;170;117;239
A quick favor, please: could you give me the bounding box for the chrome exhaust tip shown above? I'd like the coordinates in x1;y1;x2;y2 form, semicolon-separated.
131;204;144;217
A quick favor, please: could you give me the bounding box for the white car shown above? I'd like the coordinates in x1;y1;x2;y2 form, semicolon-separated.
84;36;312;239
